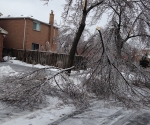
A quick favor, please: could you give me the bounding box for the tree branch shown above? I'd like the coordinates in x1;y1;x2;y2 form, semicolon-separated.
128;34;150;39
109;5;120;16
87;0;104;13
122;11;145;44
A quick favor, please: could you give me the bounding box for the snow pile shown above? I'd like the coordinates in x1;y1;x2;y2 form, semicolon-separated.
3;56;16;61
9;60;50;69
0;66;18;78
3;56;50;69
10;60;50;69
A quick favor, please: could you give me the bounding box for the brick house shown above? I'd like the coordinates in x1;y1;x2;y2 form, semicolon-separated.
0;27;8;61
0;11;58;52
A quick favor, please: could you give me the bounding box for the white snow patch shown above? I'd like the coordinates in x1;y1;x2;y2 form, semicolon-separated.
3;56;50;69
9;60;49;69
3;56;16;61
0;66;18;78
0;96;75;125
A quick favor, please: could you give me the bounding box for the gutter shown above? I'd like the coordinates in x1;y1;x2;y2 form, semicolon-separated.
23;18;26;49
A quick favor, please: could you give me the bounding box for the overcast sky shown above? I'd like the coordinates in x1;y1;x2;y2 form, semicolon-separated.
0;0;107;31
0;0;65;24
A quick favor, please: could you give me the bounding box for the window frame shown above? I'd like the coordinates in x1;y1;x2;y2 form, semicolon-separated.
33;21;41;31
32;43;39;50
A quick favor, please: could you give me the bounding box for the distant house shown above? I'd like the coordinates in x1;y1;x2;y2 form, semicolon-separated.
0;11;58;52
0;27;8;61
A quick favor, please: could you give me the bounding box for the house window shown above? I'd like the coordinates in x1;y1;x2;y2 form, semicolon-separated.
32;43;39;50
33;21;40;31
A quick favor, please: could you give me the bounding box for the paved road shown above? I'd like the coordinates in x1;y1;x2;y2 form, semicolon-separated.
0;61;38;72
49;101;150;125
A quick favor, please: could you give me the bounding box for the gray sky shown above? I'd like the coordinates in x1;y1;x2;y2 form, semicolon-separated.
0;0;107;31
0;0;65;24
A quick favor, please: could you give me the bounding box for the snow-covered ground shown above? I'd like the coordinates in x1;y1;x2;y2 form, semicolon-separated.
0;58;119;125
0;66;18;78
0;96;75;125
0;57;78;125
3;56;51;69
0;57;150;125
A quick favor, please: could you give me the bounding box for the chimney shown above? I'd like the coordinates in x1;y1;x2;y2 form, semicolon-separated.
49;10;54;24
49;10;54;51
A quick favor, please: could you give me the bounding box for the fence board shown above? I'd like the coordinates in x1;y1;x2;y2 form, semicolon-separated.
3;48;86;69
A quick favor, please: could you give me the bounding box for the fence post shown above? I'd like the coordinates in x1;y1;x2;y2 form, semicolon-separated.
23;49;26;62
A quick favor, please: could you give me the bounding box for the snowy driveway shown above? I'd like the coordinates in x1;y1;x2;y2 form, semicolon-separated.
0;61;38;72
0;61;150;125
0;61;75;125
49;101;150;125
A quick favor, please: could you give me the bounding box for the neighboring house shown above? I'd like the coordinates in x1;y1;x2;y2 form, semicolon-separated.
0;27;8;61
0;11;58;52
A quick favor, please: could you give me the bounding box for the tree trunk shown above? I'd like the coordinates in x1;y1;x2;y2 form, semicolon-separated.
114;29;124;58
67;12;87;74
116;41;123;58
67;23;85;74
66;0;104;74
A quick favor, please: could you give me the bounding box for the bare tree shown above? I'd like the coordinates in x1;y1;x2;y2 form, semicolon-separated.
40;0;150;108
61;0;150;71
57;25;92;55
42;0;150;70
57;26;76;54
62;0;105;73
76;31;98;56
104;0;150;58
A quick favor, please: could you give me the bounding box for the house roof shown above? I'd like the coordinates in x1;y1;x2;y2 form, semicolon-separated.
0;16;59;28
0;27;8;34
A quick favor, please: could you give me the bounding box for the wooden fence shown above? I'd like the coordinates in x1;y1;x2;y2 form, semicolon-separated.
3;48;87;69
